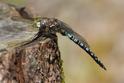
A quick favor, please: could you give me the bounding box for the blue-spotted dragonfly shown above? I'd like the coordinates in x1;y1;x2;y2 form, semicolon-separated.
0;3;106;70
25;17;106;70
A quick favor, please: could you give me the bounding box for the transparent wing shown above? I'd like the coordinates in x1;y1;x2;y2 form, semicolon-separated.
58;20;90;48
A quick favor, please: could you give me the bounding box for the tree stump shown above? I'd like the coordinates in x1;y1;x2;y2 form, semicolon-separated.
0;2;64;83
0;37;64;83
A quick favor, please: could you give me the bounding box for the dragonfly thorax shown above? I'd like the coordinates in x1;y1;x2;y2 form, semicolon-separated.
35;17;60;34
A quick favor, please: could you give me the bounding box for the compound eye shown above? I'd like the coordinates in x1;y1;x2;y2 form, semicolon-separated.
36;21;41;28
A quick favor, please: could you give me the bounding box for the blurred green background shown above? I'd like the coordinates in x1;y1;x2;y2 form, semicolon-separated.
3;0;124;83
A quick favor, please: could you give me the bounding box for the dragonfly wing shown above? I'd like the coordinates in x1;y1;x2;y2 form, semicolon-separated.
58;20;90;48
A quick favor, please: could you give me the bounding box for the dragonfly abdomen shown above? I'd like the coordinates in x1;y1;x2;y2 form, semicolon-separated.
64;32;106;70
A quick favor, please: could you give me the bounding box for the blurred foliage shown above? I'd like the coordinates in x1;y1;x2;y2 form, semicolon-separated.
3;0;26;5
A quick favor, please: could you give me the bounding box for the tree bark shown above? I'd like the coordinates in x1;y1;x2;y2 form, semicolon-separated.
0;37;64;83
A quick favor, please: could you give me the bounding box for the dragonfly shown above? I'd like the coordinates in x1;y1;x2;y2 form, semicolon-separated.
24;17;106;70
2;3;106;70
